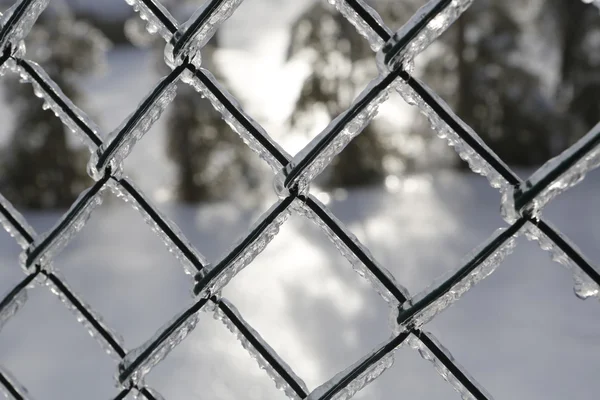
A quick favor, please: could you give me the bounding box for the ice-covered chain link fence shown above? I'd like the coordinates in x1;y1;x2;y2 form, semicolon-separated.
0;0;598;399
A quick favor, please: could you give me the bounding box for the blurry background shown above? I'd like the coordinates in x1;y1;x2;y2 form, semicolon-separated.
0;0;599;399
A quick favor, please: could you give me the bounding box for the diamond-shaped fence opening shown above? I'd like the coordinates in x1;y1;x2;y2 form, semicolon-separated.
0;0;599;399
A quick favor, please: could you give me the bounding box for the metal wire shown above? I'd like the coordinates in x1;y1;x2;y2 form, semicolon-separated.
0;0;598;399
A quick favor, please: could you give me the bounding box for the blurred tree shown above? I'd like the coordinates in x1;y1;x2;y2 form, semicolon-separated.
0;5;109;209
165;32;259;203
542;0;600;149
420;0;560;167
287;1;414;189
127;0;259;203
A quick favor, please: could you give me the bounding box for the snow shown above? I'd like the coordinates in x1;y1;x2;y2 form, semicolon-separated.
0;2;599;398
1;170;599;399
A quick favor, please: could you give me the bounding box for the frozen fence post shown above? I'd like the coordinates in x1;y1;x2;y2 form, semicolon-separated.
0;0;599;399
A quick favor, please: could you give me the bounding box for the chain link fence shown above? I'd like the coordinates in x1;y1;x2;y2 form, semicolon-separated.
0;0;599;398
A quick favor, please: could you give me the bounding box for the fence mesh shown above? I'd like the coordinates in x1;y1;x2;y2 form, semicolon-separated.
0;0;599;399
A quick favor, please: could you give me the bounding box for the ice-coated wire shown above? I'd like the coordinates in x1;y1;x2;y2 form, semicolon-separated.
0;366;30;400
0;0;599;399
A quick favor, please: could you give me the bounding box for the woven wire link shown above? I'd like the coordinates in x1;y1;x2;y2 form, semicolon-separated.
0;0;598;399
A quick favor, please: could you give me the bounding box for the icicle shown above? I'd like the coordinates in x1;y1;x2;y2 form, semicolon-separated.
406;333;490;400
14;60;102;152
394;227;519;333
293;198;408;307
0;194;35;248
524;223;599;300
327;0;387;51
119;303;206;387
308;338;398;400
88;75;179;180
282;75;398;194
45;273;125;361
0;289;27;333
214;299;308;399
195;199;292;299
164;0;244;68
108;179;207;277
20;184;106;271
0;366;31;400
377;0;474;73
124;0;178;42
183;68;288;172
394;79;512;193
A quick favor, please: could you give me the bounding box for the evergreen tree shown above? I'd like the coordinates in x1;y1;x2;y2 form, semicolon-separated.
419;0;560;167
541;0;600;148
165;33;258;203
0;6;109;209
287;1;408;189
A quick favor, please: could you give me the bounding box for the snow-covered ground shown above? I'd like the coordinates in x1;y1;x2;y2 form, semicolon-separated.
1;2;599;399
1;169;599;400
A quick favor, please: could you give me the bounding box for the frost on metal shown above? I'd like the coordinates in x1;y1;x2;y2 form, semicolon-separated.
0;289;27;333
0;0;49;59
0;194;35;248
378;0;473;73
88;74;180;180
308;338;398;400
124;0;178;42
20;184;106;271
282;75;397;194
394;227;519;333
184;68;288;171
395;78;512;192
45;273;126;361
293;197;408;307
108;178;207;277
0;366;31;400
214;299;309;399
120;303;204;387
194;199;292;299
501;123;600;223
407;333;491;400
327;0;388;51
14;60;102;151
524;223;600;300
164;0;243;68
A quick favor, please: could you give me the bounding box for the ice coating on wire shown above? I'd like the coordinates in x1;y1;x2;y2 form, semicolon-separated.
501;124;600;223
524;223;599;300
378;0;473;73
407;333;487;400
0;194;35;248
124;0;178;42
395;227;518;333
19;184;106;270
45;273;126;361
0;366;31;400
14;60;102;151
0;289;27;333
327;0;387;51
293;197;407;307
88;74;180;180
214;299;309;399
184;68;287;171
108;178;207;276
282;75;397;194
164;0;243;68
307;338;398;400
195;199;292;299
395;79;512;192
120;304;204;387
0;0;49;56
